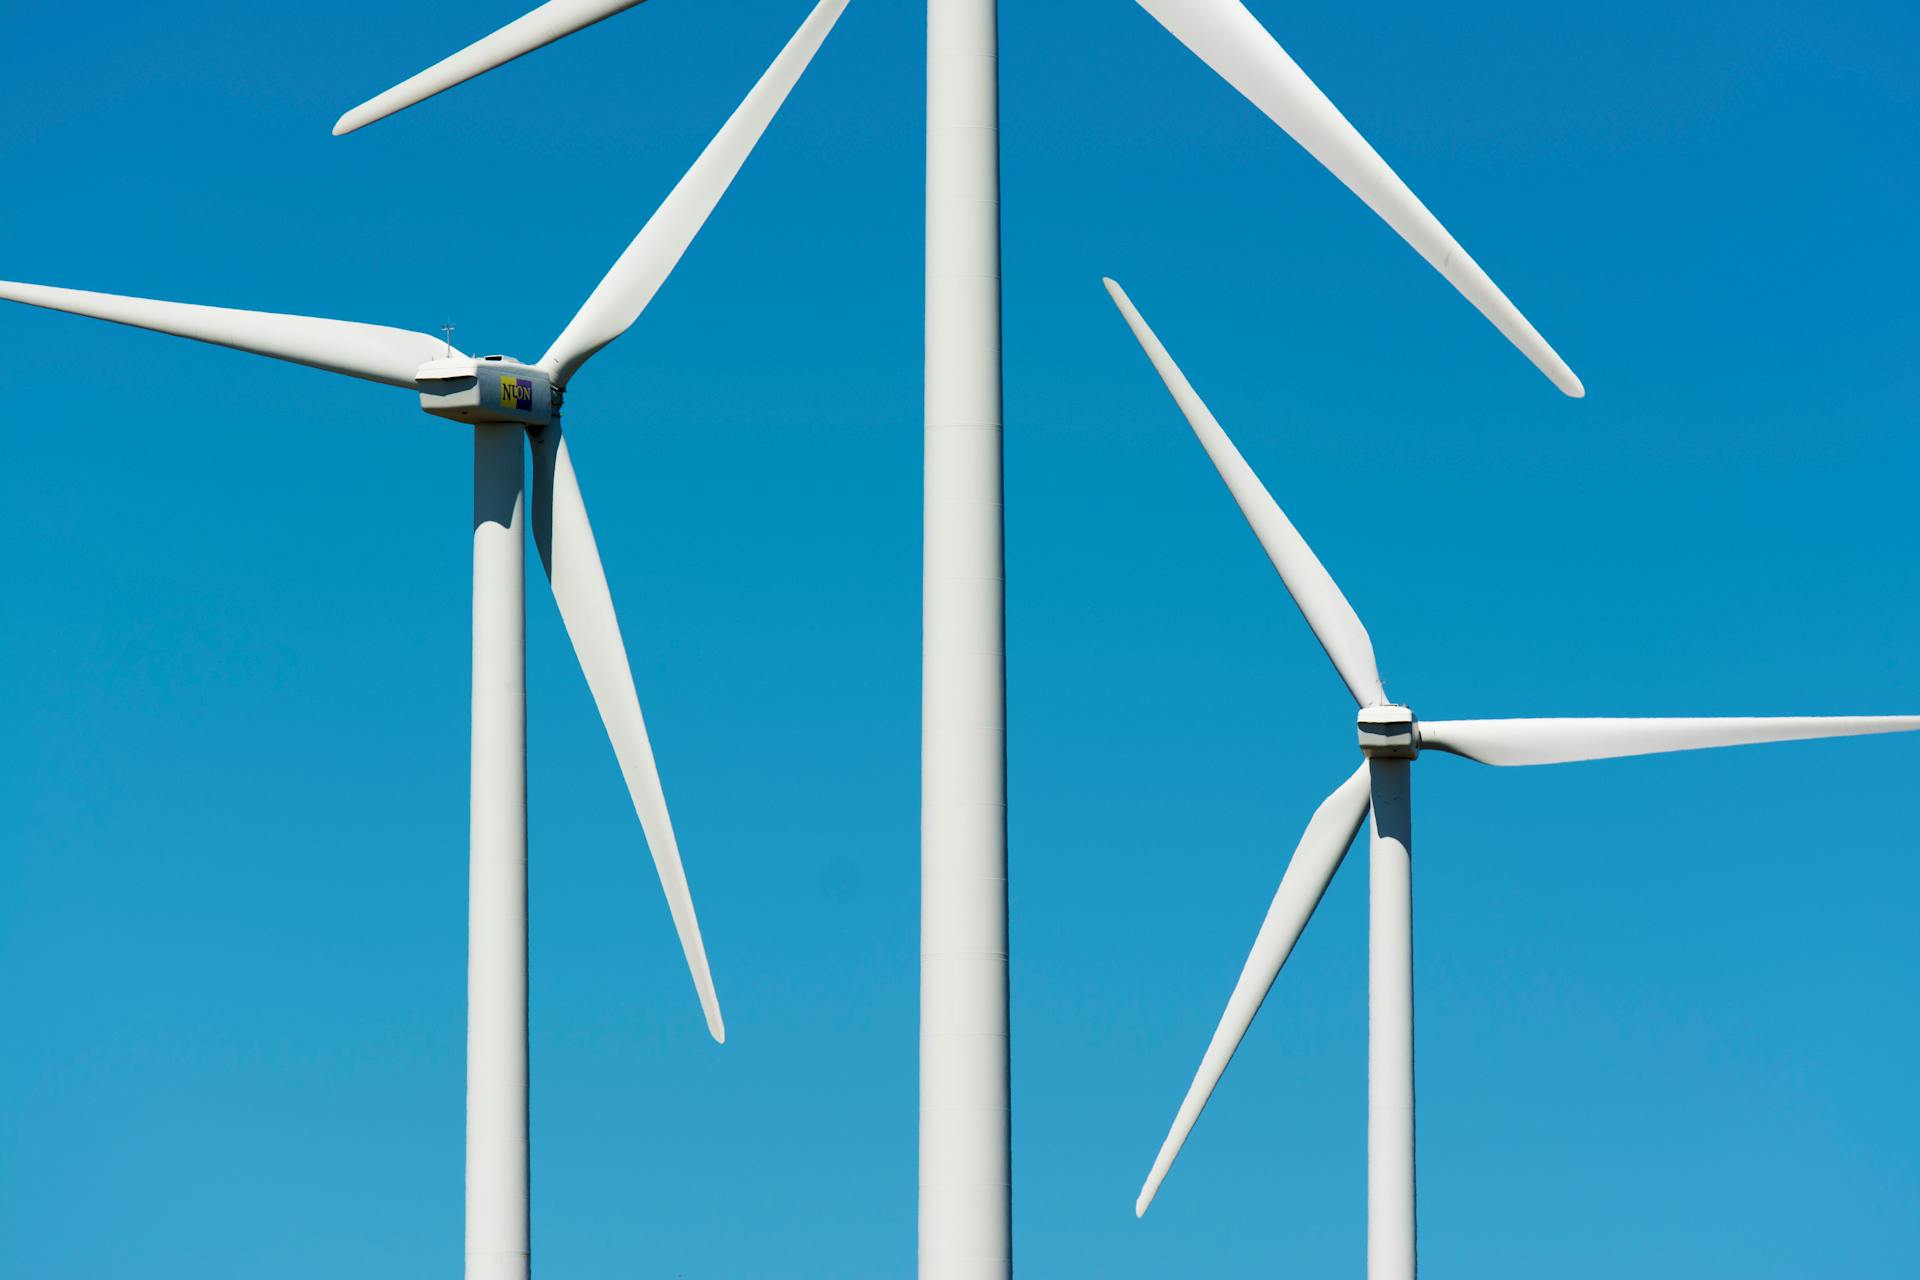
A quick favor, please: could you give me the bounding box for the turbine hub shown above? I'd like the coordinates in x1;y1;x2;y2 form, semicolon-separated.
1358;705;1418;759
416;355;553;427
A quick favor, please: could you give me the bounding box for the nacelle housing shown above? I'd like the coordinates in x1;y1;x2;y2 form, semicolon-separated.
417;356;553;427
1358;705;1419;759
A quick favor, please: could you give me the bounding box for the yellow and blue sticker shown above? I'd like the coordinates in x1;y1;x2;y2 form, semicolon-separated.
500;376;534;412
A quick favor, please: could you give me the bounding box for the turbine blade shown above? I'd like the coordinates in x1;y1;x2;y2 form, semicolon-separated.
1419;715;1920;767
0;280;449;389
1137;763;1372;1216
1130;0;1583;397
1104;278;1385;707
540;0;848;388
529;424;724;1043
334;0;651;136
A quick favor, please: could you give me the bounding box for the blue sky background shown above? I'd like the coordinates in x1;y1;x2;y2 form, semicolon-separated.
3;0;1917;1275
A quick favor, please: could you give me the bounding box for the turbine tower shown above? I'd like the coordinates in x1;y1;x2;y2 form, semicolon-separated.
923;0;1010;1275
1104;277;1920;1279
1;9;843;1277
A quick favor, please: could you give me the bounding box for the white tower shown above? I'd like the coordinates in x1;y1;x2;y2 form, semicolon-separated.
921;0;1010;1276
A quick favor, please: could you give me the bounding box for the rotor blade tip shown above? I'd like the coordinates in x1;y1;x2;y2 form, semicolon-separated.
1135;1189;1155;1218
706;1005;726;1044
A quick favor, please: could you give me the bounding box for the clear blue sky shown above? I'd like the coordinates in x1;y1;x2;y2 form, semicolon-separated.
3;1;1916;1275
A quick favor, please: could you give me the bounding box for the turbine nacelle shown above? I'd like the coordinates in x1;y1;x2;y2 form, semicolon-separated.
417;355;555;427
1356;704;1418;759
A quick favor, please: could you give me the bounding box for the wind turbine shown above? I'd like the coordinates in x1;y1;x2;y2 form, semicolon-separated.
1;6;844;1277
1102;277;1919;1279
331;1;1015;1274
1126;0;1584;398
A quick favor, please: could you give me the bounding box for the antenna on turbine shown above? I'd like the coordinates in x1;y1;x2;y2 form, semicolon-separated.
440;320;456;356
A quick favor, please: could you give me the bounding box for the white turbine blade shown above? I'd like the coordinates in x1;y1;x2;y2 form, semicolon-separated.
1419;715;1920;767
1104;278;1385;707
334;0;650;136
0;280;450;389
530;425;723;1043
1131;0;1583;398
1137;762;1372;1217
540;0;848;388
